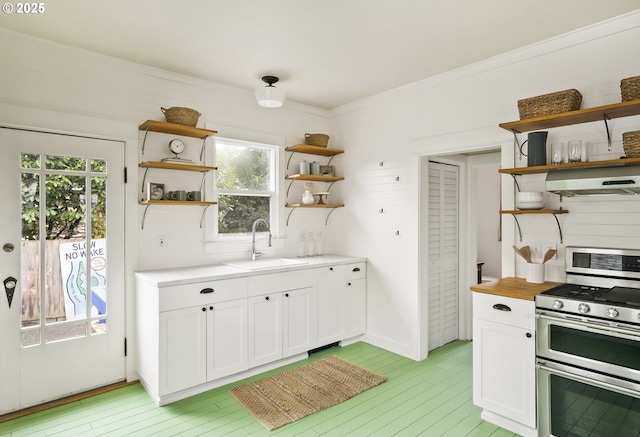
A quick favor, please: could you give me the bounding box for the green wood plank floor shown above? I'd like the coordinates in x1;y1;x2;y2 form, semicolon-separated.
0;340;519;437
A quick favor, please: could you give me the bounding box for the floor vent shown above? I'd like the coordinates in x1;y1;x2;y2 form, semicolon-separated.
308;342;340;355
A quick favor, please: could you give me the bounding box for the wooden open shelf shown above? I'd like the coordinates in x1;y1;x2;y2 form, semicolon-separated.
285;203;344;208
285;144;344;157
285;174;344;182
139;120;217;139
499;100;640;133
138;161;216;172
139;200;217;206
499;156;640;175
500;209;569;215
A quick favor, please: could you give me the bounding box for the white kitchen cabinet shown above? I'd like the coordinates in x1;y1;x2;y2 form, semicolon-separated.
346;263;367;338
283;286;316;357
136;276;248;405
248;292;283;367
135;256;366;406
472;292;536;437
159;305;207;394
316;264;347;345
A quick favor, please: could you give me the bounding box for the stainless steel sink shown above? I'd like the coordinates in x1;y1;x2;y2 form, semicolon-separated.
225;258;308;271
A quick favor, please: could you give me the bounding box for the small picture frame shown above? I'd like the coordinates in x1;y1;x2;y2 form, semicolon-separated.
319;165;334;176
147;182;165;201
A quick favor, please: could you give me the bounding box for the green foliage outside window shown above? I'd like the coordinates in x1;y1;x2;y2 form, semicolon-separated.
21;154;107;241
216;141;272;235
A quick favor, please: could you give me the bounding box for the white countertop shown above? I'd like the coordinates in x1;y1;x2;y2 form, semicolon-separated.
135;254;367;287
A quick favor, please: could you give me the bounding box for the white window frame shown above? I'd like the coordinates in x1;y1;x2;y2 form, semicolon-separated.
204;125;285;254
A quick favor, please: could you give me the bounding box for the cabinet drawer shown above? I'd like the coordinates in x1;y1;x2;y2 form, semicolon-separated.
248;270;314;297
160;278;248;312
346;262;366;280
473;292;534;329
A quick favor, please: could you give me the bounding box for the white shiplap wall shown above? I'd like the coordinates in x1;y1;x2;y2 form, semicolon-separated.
330;11;640;360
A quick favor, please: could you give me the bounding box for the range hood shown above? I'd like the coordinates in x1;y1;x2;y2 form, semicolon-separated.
545;166;640;196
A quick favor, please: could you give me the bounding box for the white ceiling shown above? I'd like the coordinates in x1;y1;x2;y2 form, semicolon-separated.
1;1;638;110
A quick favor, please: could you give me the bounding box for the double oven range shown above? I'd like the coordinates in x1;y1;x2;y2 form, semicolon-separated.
536;247;640;437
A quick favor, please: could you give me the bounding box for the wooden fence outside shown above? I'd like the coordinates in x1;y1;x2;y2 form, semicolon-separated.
20;239;75;324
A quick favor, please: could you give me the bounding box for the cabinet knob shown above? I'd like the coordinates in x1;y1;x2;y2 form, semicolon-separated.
265;296;270;301
201;307;206;312
285;293;289;297
329;267;333;271
200;288;214;294
352;267;360;272
209;306;214;311
348;282;352;286
526;332;532;338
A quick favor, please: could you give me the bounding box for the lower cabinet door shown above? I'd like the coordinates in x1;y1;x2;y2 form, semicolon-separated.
248;293;283;367
159;306;207;395
346;278;366;338
283;287;316;357
207;299;248;381
473;318;536;428
316;265;346;346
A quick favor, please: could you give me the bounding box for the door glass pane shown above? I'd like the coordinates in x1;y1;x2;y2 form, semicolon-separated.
20;153;109;345
45;155;86;171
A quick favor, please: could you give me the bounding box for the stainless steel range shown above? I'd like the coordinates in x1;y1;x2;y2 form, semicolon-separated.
536;246;640;437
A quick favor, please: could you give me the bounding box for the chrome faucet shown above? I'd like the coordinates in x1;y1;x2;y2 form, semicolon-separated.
251;218;272;260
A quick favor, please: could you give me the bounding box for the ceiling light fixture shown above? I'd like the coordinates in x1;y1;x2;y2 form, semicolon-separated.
255;75;285;108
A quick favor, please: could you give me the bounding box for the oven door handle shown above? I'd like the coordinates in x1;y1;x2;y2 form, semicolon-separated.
537;362;640;399
537;313;640;339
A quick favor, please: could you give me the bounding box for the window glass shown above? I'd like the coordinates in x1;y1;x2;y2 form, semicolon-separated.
215;138;275;237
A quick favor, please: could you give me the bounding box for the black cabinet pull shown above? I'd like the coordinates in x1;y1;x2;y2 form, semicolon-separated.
492;303;512;312
348;282;352;286
200;288;214;294
209;306;214;311
352;267;360;272
526;332;532;338
285;293;289;297
265;296;270;301
329;267;333;271
201;307;206;312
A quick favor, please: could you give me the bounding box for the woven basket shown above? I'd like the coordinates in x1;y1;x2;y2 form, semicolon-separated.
161;107;201;127
517;89;582;119
305;133;329;148
621;76;640;102
623;131;640;158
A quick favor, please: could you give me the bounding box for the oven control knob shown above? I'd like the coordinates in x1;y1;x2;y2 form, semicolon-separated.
578;303;590;314
606;307;619;318
552;299;564;310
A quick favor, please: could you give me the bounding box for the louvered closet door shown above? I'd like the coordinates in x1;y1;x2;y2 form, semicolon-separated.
427;161;459;350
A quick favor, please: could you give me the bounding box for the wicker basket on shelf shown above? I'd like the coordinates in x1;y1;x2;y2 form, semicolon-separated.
305;133;330;148
621;76;640;102
623;131;640;158
517;89;582;119
161;107;201;127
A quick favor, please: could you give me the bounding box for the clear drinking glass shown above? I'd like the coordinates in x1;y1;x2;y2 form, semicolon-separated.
568;140;582;163
551;142;565;164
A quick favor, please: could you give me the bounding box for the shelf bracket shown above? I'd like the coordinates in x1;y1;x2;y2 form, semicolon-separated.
199;171;210;192
200;205;211;228
286;206;298;226
603;114;612;152
141;127;150;155
324;207;339;225
199;136;210;162
141;168;150;193
510;214;523;242
513;131;524;161
286;179;295;197
286;151;296;170
552;212;564;244
141;205;150;230
510;174;521;192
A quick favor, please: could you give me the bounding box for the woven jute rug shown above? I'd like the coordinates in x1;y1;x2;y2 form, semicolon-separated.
229;355;387;430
